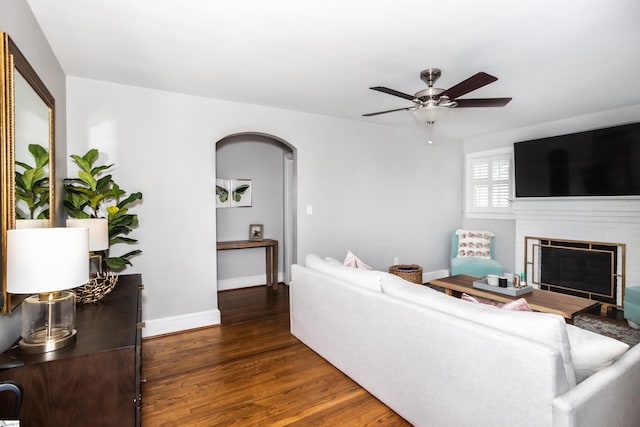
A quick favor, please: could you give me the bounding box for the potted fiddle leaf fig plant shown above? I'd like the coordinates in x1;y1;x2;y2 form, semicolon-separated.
64;148;142;271
14;143;50;220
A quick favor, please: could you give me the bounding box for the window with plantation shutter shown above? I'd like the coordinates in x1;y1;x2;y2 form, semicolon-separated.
465;148;514;218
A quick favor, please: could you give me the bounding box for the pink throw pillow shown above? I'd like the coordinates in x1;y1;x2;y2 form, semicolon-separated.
461;293;531;311
343;250;372;270
501;298;532;311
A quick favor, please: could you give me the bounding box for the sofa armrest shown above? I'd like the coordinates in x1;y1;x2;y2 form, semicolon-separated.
553;344;640;427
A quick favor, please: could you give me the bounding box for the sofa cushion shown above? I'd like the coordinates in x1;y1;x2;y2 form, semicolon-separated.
381;276;577;386
565;324;630;383
324;257;341;265
305;254;383;292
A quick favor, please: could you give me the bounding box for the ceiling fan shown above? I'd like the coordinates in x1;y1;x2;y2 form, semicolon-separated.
363;68;511;125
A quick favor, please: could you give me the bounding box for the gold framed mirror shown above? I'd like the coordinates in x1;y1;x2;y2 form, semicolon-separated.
1;32;56;313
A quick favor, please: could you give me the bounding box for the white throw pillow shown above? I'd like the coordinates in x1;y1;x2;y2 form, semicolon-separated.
456;229;492;259
565;324;629;382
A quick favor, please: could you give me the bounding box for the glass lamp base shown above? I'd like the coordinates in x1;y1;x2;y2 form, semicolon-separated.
20;291;77;354
19;328;77;354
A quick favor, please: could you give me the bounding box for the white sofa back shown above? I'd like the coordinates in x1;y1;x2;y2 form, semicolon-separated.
291;255;640;426
291;261;572;427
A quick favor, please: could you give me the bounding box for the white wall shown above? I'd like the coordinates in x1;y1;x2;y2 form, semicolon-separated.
66;76;464;336
0;0;67;351
463;104;640;278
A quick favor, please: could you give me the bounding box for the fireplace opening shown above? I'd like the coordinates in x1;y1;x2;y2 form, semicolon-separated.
525;236;626;308
540;240;617;304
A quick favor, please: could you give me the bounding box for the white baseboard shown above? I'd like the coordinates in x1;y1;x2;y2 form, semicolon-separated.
423;269;450;283
142;309;221;338
217;273;284;291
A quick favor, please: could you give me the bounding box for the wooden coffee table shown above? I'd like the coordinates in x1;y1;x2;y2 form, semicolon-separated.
429;275;599;323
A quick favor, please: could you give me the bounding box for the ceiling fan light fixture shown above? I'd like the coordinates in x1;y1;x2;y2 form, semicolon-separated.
412;104;447;125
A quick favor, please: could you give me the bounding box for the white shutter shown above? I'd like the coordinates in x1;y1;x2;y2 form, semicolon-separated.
473;185;489;208
470;158;490;209
466;149;513;216
491;158;511;208
492;183;510;207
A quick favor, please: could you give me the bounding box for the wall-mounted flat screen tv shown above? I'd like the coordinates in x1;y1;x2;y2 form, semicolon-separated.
514;122;640;197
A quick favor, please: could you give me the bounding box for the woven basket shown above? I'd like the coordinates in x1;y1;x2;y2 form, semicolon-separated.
388;264;423;284
73;273;119;304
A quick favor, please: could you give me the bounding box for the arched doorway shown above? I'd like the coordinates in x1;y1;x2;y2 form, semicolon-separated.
215;132;297;291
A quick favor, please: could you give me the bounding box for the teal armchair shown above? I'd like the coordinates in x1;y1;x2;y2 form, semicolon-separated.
450;231;504;277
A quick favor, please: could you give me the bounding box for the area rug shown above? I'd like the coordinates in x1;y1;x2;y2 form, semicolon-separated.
574;315;640;347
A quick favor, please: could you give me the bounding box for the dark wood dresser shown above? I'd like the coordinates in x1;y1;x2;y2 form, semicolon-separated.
0;274;143;427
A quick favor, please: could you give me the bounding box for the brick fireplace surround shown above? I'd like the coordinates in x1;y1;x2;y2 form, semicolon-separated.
513;198;640;307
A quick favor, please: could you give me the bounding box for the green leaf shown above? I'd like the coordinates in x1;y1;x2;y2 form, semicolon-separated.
118;192;142;208
96;174;114;192
15;194;35;207
22;168;45;191
88;194;106;210
120;249;142;258
78;170;97;191
91;164;114;176
70;154;91;172
104;250;142;270
104;257;131;269
110;236;138;245
28;144;49;169
83;148;99;166
109;225;132;237
15;160;31;170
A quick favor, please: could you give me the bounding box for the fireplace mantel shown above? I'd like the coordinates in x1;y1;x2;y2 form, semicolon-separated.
512;198;640;224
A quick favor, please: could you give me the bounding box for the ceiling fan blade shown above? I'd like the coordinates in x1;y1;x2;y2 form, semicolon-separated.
370;86;416;101
362;107;411;117
440;72;498;100
454;98;512;108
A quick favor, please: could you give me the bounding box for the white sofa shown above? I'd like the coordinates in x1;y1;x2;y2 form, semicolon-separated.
290;255;640;427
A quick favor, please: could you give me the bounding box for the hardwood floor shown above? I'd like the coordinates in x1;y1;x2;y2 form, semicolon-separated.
141;284;410;426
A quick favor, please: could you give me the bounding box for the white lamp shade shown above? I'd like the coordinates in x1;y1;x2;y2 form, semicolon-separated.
412;105;448;124
66;218;109;251
15;219;49;229
7;228;89;294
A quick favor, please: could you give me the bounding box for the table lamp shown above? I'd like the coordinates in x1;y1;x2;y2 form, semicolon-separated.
7;228;89;354
66;218;109;275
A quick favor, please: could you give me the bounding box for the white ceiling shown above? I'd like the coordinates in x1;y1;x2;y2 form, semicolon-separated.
26;0;640;139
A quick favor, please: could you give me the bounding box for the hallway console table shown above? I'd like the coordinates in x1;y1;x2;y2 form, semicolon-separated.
0;274;143;426
217;239;279;289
